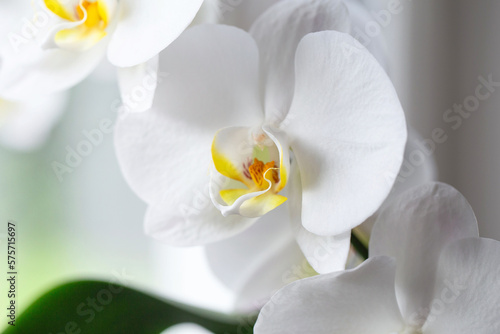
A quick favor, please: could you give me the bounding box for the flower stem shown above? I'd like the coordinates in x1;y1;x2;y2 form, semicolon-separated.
351;231;369;260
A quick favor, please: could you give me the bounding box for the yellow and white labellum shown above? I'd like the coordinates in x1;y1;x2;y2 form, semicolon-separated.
44;0;117;52
210;126;290;218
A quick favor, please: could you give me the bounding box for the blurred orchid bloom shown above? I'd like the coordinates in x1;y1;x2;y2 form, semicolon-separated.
255;182;500;334
0;0;204;111
0;93;66;150
115;0;406;281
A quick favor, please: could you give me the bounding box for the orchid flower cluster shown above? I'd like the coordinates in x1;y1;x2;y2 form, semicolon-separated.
1;0;499;332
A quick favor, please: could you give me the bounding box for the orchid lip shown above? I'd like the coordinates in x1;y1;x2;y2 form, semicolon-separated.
209;125;290;218
43;0;117;52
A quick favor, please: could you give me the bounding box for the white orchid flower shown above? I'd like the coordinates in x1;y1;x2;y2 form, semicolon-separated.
255;182;500;334
203;0;430;312
0;93;67;150
115;0;406;279
0;0;204;110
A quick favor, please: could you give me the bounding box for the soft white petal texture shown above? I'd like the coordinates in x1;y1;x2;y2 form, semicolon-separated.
0;39;108;99
386;127;439;201
107;0;204;67
356;127;438;240
205;206;306;312
143;195;255;246
219;0;281;30
191;0;220;25
0;93;67;150
115;25;263;244
117;55;159;113
344;0;389;72
286;31;407;237
370;182;479;323
422;238;500;334
250;0;350;124
254;256;405;334
289;161;350;274
0;1;33;51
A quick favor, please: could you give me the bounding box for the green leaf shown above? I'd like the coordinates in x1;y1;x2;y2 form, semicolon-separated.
3;281;255;334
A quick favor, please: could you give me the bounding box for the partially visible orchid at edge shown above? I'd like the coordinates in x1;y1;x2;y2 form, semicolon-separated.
0;0;206;112
255;182;500;334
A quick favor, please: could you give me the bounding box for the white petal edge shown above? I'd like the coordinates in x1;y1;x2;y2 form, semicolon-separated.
370;182;479;323
254;256;405;334
289;159;351;274
0;38;108;99
117;55;159;113
285;31;407;237
250;0;350;124
107;0;204;67
0;92;67;150
205;205;307;313
355;126;438;241
422;237;500;334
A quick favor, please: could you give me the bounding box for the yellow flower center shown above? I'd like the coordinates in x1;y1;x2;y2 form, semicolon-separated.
44;0;113;51
248;158;279;190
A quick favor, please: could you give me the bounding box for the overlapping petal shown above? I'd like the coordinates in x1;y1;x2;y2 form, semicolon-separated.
219;0;281;30
107;0;205;67
117;55;159;113
0;39;108;100
254;257;405;334
344;0;389;71
289;161;351;274
422;238;500;333
370;182;479;322
355;127;438;242
0;93;67;150
250;0;350;124
205;206;306;312
285;31;407;237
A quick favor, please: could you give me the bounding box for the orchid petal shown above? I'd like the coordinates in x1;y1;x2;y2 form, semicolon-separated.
254;256;405;334
144;195;255;247
250;0;350;124
285;31;407;236
107;0;204;67
344;0;389;71
356;127;438;241
117;55;159;113
422;238;500;333
205;206;307;312
0;38;107;100
370;182;479;323
0;93;67;150
219;0;281;30
288;161;350;274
